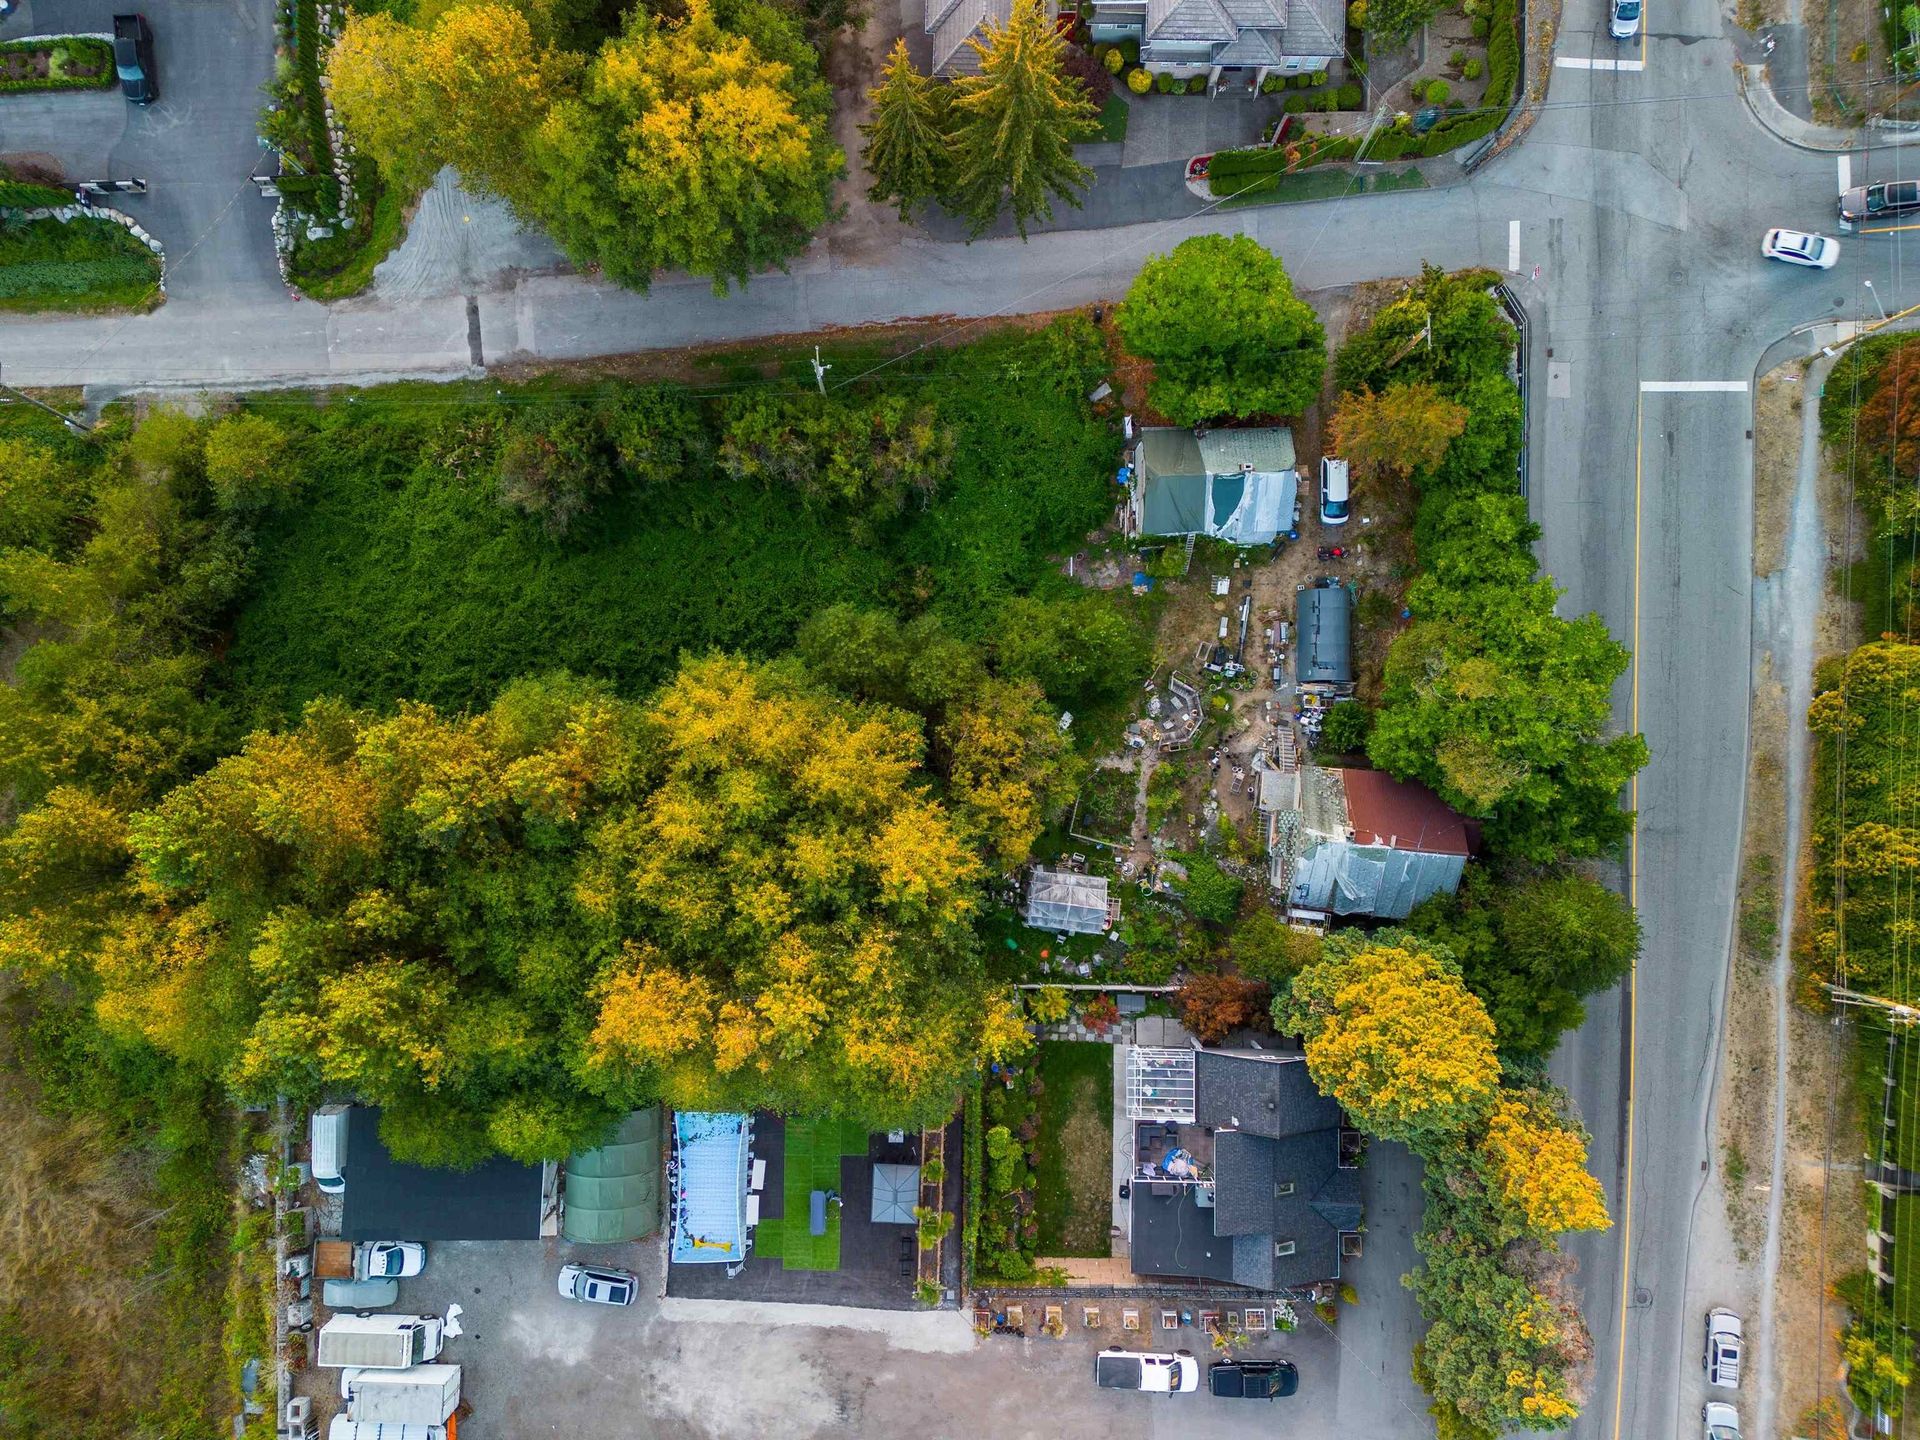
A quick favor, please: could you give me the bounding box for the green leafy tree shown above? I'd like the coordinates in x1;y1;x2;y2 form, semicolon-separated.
1335;264;1515;397
1174;851;1244;923
990;593;1146;708
204;413;299;512
944;0;1096;238
0;437;81;553
1316;701;1372;756
862;39;948;220
532;0;842;293
1119;235;1327;424
1229;910;1321;986
495;409;618;535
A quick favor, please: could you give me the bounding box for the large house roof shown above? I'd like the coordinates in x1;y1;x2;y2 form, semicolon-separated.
1136;427;1298;544
1339;767;1475;856
1287;840;1467;920
1193;1051;1339;1139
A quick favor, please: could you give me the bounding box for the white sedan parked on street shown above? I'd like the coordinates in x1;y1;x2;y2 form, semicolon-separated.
1762;228;1840;269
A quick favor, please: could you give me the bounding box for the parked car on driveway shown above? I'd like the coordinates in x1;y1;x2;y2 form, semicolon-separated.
360;1241;426;1279
1703;1400;1742;1440
1208;1359;1298;1399
111;15;156;105
1761;229;1839;269
1095;1348;1198;1392
557;1263;636;1307
1704;1308;1742;1388
1319;456;1350;527
1840;179;1920;226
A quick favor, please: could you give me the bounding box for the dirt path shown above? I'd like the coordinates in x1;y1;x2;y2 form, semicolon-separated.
821;18;913;267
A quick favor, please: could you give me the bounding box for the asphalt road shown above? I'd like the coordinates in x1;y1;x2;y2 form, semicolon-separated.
0;0;280;302
5;0;1918;1434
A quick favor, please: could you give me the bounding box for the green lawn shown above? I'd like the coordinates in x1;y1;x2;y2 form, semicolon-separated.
1033;1041;1114;1257
757;1117;869;1271
1893;1192;1920;1330
1221;166;1429;210
293;181;408;301
1094;94;1130;144
0;216;162;312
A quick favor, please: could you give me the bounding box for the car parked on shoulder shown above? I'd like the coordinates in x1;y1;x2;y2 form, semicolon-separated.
1208;1358;1299;1399
557;1262;636;1307
1094;1348;1198;1393
1841;179;1920;226
1703;1400;1742;1440
1704;1307;1742;1388
1609;0;1642;39
1319;456;1350;527
111;15;156;105
1761;228;1840;269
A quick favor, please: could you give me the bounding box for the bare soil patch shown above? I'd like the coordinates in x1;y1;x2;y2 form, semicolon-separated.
1752;366;1802;579
1805;0;1891;122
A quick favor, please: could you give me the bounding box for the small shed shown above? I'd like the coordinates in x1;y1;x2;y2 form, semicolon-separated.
1023;868;1113;935
870;1163;921;1225
1296;581;1354;687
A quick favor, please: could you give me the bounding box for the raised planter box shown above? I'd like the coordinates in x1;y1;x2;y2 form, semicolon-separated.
0;36;116;94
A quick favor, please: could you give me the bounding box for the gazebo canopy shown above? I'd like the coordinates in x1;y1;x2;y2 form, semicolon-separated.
871;1163;920;1225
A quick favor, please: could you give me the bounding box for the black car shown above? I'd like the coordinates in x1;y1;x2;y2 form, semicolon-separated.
111;14;156;105
1208;1359;1300;1399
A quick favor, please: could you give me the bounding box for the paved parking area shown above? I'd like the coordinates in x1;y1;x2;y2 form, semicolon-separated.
376;1152;1433;1440
0;0;280;302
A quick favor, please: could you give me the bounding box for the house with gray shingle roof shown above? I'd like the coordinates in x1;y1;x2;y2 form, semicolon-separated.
1088;0;1344;91
925;0;1058;77
1126;1048;1359;1291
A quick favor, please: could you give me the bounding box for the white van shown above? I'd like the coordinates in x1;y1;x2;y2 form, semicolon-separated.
311;1103;350;1194
317;1313;446;1369
1319;456;1351;527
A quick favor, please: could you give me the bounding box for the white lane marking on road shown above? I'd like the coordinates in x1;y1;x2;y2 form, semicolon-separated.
1639;379;1749;392
1508;220;1520;272
1554;55;1646;70
1839;154;1852;194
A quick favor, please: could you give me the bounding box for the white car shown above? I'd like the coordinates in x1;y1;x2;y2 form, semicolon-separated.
1703;1400;1742;1440
558;1262;637;1307
1095;1347;1199;1392
1762;228;1840;269
1319;456;1351;527
1609;0;1642;38
1704;1307;1743;1388
360;1241;426;1279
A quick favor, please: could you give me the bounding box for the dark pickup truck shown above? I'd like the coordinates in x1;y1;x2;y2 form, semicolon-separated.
1208;1359;1300;1400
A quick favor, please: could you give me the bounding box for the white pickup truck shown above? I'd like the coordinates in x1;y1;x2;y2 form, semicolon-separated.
1094;1348;1199;1393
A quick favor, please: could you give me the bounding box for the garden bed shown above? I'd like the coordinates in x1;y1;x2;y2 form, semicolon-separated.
0;215;162;312
0;36;114;94
1070;765;1136;846
1032;1041;1114;1257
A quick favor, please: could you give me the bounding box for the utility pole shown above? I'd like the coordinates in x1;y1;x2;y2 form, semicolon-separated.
0;364;95;435
1827;983;1920;1025
810;346;831;396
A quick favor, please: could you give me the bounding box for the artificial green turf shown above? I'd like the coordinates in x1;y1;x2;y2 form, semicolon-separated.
773;1118;868;1270
1032;1041;1114;1257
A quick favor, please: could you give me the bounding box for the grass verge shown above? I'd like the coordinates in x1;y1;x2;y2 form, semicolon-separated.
0;216;161;313
1094;94;1129;143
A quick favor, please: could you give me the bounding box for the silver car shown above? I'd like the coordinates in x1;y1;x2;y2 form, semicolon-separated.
1703;1400;1741;1440
1704;1308;1742;1387
1609;0;1641;38
557;1262;636;1306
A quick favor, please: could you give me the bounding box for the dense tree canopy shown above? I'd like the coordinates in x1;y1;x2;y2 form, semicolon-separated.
862;39;949;221
1329;382;1468;483
1119;235;1327;424
945;0;1096;237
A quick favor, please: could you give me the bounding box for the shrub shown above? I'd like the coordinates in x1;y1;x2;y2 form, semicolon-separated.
1425;78;1450;104
1120;36;1140;62
1311;69;1328;84
1102;45;1124;72
1186;75;1207;92
1337;81;1364;106
1339;1282;1360;1305
1028;986;1071;1024
1061;43;1115;107
1463;56;1483;79
1128;65;1153;92
1283;94;1308;113
205;414;299;512
1348;0;1368;20
1318;92;1339;110
921;1158;946;1184
1852;40;1870;62
1290;72;1313;87
1262;75;1283;92
1472;13;1490;35
1155;70;1175;91
1449;47;1466;65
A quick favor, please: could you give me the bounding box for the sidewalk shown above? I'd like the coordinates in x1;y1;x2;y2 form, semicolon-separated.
1738;56;1920;151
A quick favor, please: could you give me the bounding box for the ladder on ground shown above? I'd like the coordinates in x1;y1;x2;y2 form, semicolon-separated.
1276;724;1298;773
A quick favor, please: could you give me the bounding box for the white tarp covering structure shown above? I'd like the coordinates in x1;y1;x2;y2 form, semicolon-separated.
1127;1047;1197;1122
1023;868;1112;934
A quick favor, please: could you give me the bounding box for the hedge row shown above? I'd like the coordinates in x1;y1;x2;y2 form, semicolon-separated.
0;36;115;94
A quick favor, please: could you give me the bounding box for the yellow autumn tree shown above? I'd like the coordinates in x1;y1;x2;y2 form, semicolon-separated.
1478;1090;1611;1237
330;2;571;206
1281;938;1500;1145
940;676;1076;870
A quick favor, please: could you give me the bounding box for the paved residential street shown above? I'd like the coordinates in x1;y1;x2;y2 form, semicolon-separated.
0;0;280;302
0;0;1894;1431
